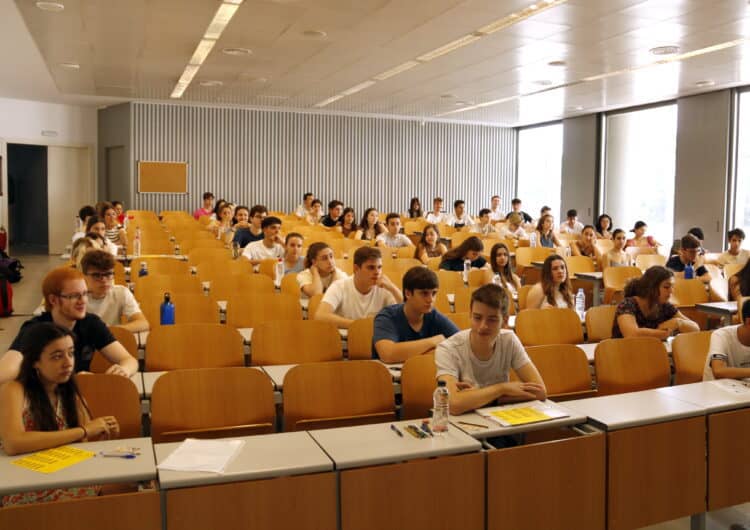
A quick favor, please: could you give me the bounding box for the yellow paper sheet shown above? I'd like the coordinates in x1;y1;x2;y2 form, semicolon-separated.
489;407;552;426
12;446;94;474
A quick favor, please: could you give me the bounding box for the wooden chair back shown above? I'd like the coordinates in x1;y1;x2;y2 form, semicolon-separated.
347;317;375;360
595;240;614;254
425;256;441;271
437;270;465;293
671;278;709;307
514;247;554;269
401;352;437;420
89;326;139;373
585;305;617;342
517;284;533;311
206;273;275;300
139;293;220;327
257;258;278;281
450;231;477;248
446;312;471;330
179;238;226;254
145;324;244;370
515;308;584;346
134;274;202;301
307;293;324;319
188;247;233;267
672;330;713;385
113;260;127;286
453;287;472;313
468;269;493;288
225;293;303;329
724;263;744;280
252;320;343;365
281;272;300;297
131;258;189;279
197;258;253;278
635;254;666;270
602;266;642;304
565;256;596;277
525;345;595;400
594;337;670;395
283;361;395;431
625;246;657;258
150;368;275;443
76;374;142;438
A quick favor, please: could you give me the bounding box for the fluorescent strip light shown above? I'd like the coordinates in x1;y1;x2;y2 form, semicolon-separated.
417;34;481;62
314;94;346;108
340;80;376;96
373;61;420;81
190;39;216;66
205;3;240;39
170;65;200;98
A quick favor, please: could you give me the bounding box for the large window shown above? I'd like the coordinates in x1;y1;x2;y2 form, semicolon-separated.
602;104;677;246
517;123;563;221
734;91;750;230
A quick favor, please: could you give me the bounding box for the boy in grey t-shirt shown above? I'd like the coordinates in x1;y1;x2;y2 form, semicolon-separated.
435;284;546;415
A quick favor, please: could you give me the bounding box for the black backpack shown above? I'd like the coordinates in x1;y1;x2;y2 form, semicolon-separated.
0;250;23;283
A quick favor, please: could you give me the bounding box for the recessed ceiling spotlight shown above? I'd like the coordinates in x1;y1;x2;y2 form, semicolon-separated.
302;29;327;39
440;93;456;99
533;79;553;86
222;47;252;56
59;62;80;69
649;45;680;56
199;80;223;87
36;2;65;12
695;80;715;87
548;60;566;67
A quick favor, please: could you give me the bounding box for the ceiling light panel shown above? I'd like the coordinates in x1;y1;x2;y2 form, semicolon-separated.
190;39;217;65
205;3;241;40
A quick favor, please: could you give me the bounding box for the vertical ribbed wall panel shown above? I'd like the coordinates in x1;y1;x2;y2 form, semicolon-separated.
132;103;517;215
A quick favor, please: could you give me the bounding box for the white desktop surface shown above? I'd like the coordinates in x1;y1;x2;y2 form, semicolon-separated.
0;437;155;495
656;380;750;414
261;361;402;390
564;389;706;431
309;419;481;470
155;431;332;489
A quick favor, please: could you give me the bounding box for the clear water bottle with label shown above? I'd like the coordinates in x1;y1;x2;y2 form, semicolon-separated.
575;288;586;319
530;232;537;248
684;263;694;279
133;227;142;258
432;380;450;434
138;262;148;277
493;273;502;286
160;292;175;325
463;259;471;284
232;241;240;259
274;258;285;288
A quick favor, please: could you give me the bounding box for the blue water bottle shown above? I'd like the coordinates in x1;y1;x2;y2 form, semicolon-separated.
684;263;694;280
160;292;175;325
138;262;148;277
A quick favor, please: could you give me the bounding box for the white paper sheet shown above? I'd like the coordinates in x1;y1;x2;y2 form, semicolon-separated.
157;438;245;474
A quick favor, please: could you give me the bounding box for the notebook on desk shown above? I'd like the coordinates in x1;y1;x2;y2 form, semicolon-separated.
477;401;569;427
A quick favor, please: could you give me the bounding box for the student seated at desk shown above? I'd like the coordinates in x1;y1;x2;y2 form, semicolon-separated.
703;298;750;381
612;265;699;339
0;268;138;385
373;267;458;362
376;213;414;249
526;254;574;309
666;234;711;284
704;299;750;381
232;205;266;248
489;243;521;297
436;284;546;415
439;236;488;271
242;216;284;267
414;224;447;264
81;250;149;333
717;228;750;267
0;323;120;505
297;242;348;299
315;247;401;329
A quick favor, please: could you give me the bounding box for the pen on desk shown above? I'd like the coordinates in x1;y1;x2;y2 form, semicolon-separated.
390;424;404;437
457;420;489;429
407;425;427;439
420;420;434;437
99;451;136;459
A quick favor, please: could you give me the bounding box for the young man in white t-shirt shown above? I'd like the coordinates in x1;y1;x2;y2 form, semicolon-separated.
717;228;750;267
436;284;546;414
376;213;414;248
704;299;750;380
80;250;149;332
488;195;504;222
242;216;284;266
424;197;448;225
315;247;402;328
559;209;584;235
447;200;475;230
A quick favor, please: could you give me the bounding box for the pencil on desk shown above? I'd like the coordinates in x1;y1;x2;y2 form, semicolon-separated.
457;420;489;429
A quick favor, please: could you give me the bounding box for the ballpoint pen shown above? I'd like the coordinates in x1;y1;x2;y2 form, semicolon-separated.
390;424;404;437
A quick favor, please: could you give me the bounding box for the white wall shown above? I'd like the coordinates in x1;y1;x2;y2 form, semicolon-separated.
0;97;97;241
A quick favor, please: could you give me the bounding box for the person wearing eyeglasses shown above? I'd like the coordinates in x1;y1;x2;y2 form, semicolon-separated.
80;250;148;333
0;267;138;385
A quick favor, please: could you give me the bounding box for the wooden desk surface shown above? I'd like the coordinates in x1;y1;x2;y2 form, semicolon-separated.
155;431;333;490
564;389;705;431
309;419;481;470
0;437;155;496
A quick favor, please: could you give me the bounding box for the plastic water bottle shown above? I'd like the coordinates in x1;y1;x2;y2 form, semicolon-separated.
432;380;450;434
160;293;175;325
684;263;694;279
530;232;537;248
575;288;586;319
493;273;502;286
138;262;148;277
133;227;142;258
232;241;240;259
274;258;285;288
463;259;471;284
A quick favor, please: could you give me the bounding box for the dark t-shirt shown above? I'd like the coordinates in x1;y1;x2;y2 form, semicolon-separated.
372;304;459;358
666;255;708;277
321;215;340;228
10;313;116;373
439;256;487;271
233;228;263;248
612;297;678;338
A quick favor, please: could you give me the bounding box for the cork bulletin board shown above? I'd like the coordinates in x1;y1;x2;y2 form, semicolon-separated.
137;161;188;193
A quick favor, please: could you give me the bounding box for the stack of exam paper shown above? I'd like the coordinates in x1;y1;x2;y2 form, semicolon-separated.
157;439;245;474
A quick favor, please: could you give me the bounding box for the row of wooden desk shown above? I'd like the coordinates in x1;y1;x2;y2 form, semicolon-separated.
6;379;750;529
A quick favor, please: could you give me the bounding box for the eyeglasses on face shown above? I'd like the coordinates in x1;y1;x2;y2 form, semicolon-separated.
87;271;114;280
57;291;89;301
